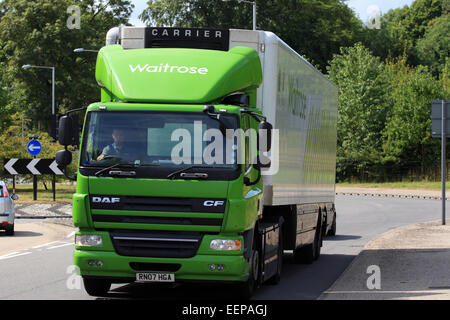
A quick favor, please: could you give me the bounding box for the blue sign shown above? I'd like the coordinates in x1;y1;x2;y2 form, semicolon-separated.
27;140;42;156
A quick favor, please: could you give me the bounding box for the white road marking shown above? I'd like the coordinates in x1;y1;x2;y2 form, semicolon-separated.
32;241;60;249
0;251;20;257
0;251;32;260
66;231;76;238
47;242;74;250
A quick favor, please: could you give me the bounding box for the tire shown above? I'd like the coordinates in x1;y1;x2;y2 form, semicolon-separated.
5;224;14;236
327;212;336;236
237;232;261;299
267;224;283;285
238;249;260;299
83;278;111;297
293;218;322;264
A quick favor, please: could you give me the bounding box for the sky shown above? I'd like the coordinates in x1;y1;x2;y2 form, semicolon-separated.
128;0;416;27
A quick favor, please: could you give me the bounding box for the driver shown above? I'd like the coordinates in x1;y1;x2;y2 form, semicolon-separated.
96;128;128;161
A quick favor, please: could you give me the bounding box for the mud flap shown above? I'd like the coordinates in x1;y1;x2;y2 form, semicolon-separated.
258;217;284;283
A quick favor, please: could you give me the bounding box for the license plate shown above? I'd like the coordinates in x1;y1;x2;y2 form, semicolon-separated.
136;273;175;283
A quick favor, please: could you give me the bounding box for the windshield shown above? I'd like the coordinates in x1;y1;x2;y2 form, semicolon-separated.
80;111;240;177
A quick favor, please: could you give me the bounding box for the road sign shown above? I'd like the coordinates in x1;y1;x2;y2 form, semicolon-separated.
431;100;450;137
27;139;42;156
3;158;64;175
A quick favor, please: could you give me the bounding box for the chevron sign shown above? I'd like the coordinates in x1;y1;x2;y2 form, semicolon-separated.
3;158;64;175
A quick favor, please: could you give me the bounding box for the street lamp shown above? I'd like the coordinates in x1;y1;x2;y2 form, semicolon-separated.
74;48;99;53
22;64;55;116
223;0;257;30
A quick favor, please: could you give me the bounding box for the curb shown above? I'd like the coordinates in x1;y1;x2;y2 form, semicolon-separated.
336;192;448;201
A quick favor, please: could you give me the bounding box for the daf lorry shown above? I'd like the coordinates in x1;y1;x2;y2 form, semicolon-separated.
56;27;338;298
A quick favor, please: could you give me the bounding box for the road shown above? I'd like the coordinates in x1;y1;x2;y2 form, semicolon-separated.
0;195;447;300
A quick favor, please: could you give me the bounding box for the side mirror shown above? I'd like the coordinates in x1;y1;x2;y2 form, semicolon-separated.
58;115;74;146
56;149;72;167
258;121;273;152
11;194;18;201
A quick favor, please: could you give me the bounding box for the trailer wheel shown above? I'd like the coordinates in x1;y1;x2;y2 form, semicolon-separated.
293;218;322;264
83;278;111;297
327;212;336;236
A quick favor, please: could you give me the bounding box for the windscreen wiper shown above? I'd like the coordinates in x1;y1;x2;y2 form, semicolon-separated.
166;165;211;180
167;165;232;180
94;161;133;177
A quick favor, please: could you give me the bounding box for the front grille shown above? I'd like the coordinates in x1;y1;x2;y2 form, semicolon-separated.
110;229;204;258
90;195;226;213
130;262;181;272
93;215;222;226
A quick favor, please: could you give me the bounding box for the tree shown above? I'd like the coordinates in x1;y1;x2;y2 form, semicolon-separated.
0;0;133;133
417;14;450;76
382;59;443;177
364;0;445;67
140;0;365;71
327;43;392;180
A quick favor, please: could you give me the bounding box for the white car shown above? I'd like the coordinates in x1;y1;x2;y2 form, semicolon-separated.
0;181;18;236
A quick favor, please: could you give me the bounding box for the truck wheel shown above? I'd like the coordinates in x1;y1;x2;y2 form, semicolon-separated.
238;249;259;299
83;278;111;296
238;244;260;299
5;224;14;236
267;225;283;285
327;212;336;236
293;219;321;264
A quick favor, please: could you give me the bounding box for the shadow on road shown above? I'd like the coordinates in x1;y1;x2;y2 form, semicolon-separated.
324;235;361;241
0;231;43;238
94;252;357;300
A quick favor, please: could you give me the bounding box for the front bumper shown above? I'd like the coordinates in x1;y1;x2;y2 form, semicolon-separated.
74;230;250;283
74;250;249;282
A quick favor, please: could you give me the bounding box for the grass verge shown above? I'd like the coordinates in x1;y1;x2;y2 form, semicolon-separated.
6;183;76;203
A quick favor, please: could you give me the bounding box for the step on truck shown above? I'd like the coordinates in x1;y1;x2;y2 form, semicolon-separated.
56;27;338;299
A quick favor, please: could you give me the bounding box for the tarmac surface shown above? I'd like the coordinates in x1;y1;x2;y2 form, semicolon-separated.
320;220;450;300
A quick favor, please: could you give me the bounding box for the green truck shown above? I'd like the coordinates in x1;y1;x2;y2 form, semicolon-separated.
56;27;338;298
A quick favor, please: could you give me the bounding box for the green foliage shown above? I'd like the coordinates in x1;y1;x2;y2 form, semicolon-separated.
364;0;445;68
329;41;447;182
416;14;450;76
382;59;443;174
0;0;133;132
140;0;365;71
327;43;392;180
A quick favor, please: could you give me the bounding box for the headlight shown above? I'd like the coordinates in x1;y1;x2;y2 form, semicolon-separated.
75;234;102;246
210;239;241;251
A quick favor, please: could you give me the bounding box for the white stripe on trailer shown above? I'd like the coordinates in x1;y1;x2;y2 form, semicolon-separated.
26;158;41;175
4;158;18;174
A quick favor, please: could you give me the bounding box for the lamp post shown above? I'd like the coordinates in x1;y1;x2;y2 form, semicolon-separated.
74;48;99;53
22;64;55;116
223;0;257;30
